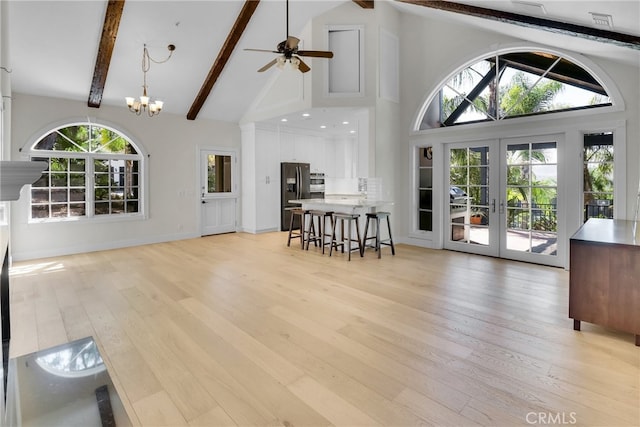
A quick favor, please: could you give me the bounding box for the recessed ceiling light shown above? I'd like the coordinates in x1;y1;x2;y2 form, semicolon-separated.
302;113;310;117
350;130;356;134
320;125;326;129
281;118;288;122
342;121;349;125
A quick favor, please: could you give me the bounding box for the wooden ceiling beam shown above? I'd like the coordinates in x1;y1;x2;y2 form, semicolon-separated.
396;0;640;50
88;0;125;108
187;0;260;121
352;0;374;9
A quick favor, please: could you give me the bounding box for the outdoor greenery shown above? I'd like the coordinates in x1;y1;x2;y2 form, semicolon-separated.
442;69;565;122
583;144;614;204
30;123;141;219
447;67;561;232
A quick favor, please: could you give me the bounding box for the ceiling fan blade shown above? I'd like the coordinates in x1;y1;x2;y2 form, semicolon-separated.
258;58;278;72
297;57;310;73
285;36;300;50
297;50;334;58
245;48;279;53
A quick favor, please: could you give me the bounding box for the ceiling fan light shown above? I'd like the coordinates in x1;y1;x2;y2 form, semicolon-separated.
276;56;286;69
291;57;300;69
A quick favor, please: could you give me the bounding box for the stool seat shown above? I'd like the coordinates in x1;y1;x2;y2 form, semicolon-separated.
363;211;395;258
330;212;363;261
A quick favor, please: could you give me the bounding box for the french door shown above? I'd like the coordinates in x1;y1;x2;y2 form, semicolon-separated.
445;135;563;267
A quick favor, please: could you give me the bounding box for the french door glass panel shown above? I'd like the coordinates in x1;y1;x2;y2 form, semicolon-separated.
446;141;499;257
504;141;558;257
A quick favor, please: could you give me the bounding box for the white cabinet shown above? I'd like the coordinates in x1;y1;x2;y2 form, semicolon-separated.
255;129;280;232
278;131;328;173
279;132;296;162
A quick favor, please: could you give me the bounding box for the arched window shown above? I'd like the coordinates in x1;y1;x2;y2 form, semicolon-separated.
28;122;144;221
419;51;611;129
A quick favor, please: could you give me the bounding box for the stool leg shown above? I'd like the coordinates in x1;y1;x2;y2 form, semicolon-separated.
355;219;363;258
376;217;381;259
329;218;338;256
362;215;370;253
287;212;295;247
305;217;314;250
347;219;352;261
321;216;327;254
300;213;305;249
386;216;395;255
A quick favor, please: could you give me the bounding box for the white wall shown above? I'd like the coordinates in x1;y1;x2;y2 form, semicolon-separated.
10;93;241;260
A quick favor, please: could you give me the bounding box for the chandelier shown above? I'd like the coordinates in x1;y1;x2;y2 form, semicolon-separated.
125;43;175;117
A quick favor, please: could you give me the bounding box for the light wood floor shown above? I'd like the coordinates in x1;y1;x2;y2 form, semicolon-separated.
9;232;640;426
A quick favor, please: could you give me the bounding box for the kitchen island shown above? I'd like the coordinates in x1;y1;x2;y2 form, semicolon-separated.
289;197;394;255
289;196;393;213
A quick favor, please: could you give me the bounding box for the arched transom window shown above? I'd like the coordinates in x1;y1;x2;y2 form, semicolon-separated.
420;51;611;129
29;122;144;221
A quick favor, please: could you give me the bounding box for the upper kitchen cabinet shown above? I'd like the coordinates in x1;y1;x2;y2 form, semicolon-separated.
279;131;327;173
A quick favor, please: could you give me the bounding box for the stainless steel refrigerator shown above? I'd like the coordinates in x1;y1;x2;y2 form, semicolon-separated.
281;162;310;231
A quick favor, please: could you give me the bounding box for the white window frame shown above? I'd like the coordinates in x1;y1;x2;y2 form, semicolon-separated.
25;121;147;223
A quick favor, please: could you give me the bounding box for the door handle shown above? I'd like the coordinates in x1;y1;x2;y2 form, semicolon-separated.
491;199;496;213
499;200;505;214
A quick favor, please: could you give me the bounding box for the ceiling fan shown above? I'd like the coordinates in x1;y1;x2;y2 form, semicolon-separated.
244;0;333;73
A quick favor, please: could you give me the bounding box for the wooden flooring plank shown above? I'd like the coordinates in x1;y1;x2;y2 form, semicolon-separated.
133;390;187;427
287;376;382;426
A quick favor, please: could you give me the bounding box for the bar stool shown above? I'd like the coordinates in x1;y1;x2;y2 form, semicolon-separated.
330;212;363;261
287;208;313;249
362;211;395;258
306;210;334;253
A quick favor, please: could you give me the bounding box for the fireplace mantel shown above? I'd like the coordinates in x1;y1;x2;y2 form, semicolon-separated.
0;160;48;201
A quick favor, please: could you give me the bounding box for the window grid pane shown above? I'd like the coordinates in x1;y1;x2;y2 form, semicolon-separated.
417;146;433;232
29;123;142;221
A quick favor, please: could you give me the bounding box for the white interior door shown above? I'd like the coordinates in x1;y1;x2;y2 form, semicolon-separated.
200;148;237;236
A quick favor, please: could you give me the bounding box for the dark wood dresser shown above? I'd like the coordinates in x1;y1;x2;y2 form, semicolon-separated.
569;218;640;346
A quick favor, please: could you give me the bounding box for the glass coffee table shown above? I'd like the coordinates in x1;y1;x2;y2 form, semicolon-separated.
5;336;131;426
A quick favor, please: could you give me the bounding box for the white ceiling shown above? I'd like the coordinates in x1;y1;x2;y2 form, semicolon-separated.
7;0;640;137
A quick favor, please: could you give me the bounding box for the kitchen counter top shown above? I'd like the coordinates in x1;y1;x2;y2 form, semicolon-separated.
289;198;393;211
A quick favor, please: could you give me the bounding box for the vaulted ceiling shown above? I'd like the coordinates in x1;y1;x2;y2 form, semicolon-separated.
7;0;640;130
